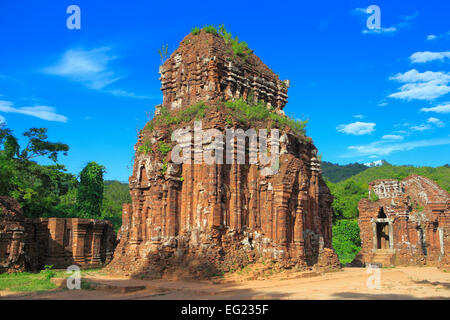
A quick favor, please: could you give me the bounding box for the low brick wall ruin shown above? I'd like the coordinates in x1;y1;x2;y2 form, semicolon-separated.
0;196;116;273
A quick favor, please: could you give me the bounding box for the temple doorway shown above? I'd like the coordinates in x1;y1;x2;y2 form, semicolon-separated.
376;207;389;249
377;222;390;249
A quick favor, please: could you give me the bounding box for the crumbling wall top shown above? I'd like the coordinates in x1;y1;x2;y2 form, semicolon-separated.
159;30;290;111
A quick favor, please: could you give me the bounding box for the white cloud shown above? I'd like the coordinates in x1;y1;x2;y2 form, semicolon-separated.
427;117;445;127
43;47;122;90
0;114;6;126
382;134;404;140
426;31;450;41
107;89;159;100
354;9;417;35
410;51;450;63
347;137;450;156
388;69;450;101
0;100;67;122
362;27;397;34
410;124;432;132
352;8;367;16
43;47;155;99
337;121;376;135
353;114;365;119
420;102;450;114
364;160;383;167
389;69;450;83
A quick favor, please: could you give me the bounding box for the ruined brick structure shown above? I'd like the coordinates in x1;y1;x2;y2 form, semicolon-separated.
0;196;116;273
108;30;338;278
159;31;289;114
354;175;449;267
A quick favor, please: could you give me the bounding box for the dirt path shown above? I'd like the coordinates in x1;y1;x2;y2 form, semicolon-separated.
1;267;449;300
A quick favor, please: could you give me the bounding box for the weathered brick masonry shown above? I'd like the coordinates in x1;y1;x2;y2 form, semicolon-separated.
0;196;115;273
108;30;339;278
354;175;449;267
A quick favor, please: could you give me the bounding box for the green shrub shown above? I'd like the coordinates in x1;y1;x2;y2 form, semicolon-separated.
179;101;209;120
218;24;251;60
153;102;209;128
191;26;200;35
161;159;168;175
145;121;154;132
224;98;307;136
138;139;153;155
203;25;218;34
332;219;361;264
369;191;379;202
158;141;172;156
41;265;55;280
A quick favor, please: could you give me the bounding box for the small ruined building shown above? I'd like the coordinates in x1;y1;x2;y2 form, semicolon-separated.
0;196;116;273
355;175;449;267
108;29;339;278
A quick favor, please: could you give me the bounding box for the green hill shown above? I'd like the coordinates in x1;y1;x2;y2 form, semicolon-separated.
101;180;131;231
321;161;368;183
338;163;450;192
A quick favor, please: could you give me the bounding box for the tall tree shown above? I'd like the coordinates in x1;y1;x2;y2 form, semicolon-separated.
77;162;105;218
0;126;74;217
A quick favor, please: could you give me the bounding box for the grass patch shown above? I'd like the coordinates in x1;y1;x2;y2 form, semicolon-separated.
152;101;209;128
158;141;172;156
203;25;218;35
0;272;56;292
0;267;106;293
190;24;252;60
191;26;200;35
161;158;168;175
138;139;153;155
224;98;307;136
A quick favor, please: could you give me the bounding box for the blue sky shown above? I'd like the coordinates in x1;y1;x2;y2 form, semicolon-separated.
0;0;449;181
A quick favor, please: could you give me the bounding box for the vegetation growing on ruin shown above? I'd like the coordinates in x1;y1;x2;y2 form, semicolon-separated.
158;44;169;64
190;26;200;35
218;24;251;60
190;24;252;60
138;139;153;155
151;102;209;128
368;191;379;202
161;158;168;175
224;98;308;136
158;141;172;156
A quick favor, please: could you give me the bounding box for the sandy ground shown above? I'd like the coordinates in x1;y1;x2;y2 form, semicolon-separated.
1;267;449;300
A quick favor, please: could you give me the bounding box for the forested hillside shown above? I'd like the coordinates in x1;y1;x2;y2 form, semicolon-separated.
0;126;129;231
321;161;368;183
